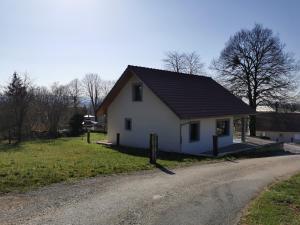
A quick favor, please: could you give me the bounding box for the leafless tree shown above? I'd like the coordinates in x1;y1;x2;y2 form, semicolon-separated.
212;24;299;136
163;51;186;73
184;52;205;75
34;84;71;138
163;51;205;75
67;78;82;110
100;80;115;99
82;73;102;121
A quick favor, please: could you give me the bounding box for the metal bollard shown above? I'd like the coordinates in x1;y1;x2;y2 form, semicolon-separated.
87;130;91;144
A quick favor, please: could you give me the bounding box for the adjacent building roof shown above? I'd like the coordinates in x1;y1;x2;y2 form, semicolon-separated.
256;112;300;132
97;65;255;119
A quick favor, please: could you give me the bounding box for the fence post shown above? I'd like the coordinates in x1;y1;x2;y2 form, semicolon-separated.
116;133;120;146
87;130;91;144
149;133;157;164
213;135;218;156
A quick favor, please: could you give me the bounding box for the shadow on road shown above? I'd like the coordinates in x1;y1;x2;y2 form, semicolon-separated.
224;148;300;164
155;163;175;175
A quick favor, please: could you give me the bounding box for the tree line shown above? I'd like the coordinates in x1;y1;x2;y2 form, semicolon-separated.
0;73;114;143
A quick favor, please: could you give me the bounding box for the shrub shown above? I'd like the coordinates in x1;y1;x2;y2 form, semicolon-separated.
69;113;84;136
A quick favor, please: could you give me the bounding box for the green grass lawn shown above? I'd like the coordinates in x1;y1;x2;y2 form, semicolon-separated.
240;173;300;225
0;133;219;193
0;134;287;194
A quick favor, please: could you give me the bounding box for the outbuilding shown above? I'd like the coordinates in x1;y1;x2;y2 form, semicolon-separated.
256;112;300;143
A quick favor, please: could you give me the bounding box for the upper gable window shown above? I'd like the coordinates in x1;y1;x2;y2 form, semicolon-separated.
132;83;143;101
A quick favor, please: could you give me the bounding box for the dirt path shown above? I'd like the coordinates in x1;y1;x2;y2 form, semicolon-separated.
1;154;300;225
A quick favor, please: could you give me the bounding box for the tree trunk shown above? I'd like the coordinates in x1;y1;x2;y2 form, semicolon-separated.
16;123;22;143
249;115;256;136
8;128;12;144
94;110;98;122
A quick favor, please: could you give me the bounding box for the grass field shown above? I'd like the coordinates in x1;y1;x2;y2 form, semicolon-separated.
0;133;219;193
0;134;286;193
240;173;300;225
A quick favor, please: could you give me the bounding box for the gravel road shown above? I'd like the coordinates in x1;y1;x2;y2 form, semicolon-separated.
1;154;300;225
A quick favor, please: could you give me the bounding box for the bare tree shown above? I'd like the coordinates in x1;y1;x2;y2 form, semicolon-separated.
163;51;186;73
212;24;299;136
82;73;102;121
184;52;205;75
67;78;82;110
163;51;205;75
100;80;115;100
34;84;70;138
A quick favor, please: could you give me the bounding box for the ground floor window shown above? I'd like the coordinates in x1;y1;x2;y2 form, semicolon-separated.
189;122;200;142
216;119;230;136
125;118;132;131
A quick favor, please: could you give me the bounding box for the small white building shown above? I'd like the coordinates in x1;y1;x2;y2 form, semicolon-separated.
256;112;300;143
97;66;254;155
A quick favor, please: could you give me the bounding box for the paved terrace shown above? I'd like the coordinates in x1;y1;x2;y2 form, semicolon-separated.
200;137;283;157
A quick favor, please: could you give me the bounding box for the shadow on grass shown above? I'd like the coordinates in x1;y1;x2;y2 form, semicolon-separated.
107;145;206;163
0;143;23;152
108;144;299;166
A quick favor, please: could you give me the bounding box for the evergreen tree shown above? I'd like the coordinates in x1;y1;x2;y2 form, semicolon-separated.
5;72;32;142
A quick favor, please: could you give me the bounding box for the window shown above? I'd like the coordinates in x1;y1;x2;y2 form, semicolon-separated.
125;118;132;131
189;122;200;142
216;119;230;136
132;83;143;101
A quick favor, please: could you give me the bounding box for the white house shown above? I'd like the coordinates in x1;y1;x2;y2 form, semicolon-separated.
256;112;300;143
97;66;254;155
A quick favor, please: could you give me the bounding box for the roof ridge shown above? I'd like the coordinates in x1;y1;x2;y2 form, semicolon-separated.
127;65;210;78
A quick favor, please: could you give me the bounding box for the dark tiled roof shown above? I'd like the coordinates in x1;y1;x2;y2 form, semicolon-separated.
256;112;300;132
97;65;255;119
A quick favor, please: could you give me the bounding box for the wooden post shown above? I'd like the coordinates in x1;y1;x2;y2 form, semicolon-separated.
149;133;157;164
116;133;120;146
241;117;246;143
213;135;218;156
87;130;90;144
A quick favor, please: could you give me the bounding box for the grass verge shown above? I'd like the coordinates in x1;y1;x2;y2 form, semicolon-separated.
240;173;300;225
0;134;287;193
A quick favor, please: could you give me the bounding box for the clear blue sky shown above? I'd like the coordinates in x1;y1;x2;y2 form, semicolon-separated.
0;0;299;86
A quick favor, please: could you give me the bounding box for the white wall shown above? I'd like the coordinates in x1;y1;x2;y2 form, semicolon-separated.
257;131;300;143
107;75;181;151
181;117;233;155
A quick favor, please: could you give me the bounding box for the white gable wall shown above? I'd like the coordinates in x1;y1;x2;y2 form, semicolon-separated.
181;117;233;155
107;75;181;151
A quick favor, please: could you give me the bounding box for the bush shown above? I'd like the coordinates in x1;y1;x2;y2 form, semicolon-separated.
69;113;84;136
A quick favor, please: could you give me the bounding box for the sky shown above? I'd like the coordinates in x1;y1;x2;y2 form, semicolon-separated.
0;0;299;86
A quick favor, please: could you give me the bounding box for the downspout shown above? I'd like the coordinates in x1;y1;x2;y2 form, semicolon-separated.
180;123;182;152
